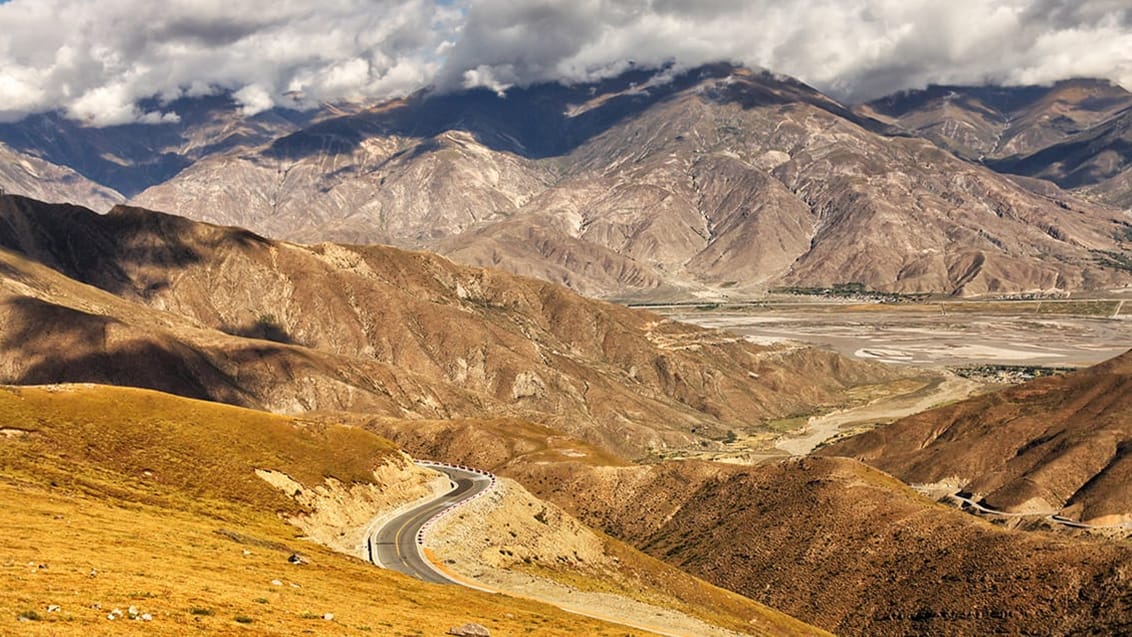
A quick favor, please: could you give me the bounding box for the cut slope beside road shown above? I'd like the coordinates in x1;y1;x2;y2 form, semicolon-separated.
365;461;817;636
368;463;494;584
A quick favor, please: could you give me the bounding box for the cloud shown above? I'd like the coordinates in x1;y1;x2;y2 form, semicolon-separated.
0;0;1129;125
438;0;1132;103
0;0;458;125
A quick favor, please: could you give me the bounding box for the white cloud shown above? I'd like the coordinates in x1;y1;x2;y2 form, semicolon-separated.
233;84;275;116
0;0;1129;125
0;0;455;124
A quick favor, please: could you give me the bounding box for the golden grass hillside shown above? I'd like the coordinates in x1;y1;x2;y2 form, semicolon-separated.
0;384;654;636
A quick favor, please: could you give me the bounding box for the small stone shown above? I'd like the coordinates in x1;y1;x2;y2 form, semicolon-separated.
46;605;61;613
128;605;139;618
289;582;301;588
89;568;98;578
140;613;153;622
287;553;309;565
447;622;491;637
322;613;333;621
242;550;252;556
270;579;283;586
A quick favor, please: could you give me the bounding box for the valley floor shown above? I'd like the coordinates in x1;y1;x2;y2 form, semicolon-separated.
656;298;1132;367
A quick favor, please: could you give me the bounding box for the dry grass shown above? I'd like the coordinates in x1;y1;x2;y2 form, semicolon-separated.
0;384;399;516
518;536;828;637
0;384;651;636
354;414;632;471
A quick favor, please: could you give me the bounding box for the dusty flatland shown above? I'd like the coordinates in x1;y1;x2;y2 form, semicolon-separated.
665;300;1132;367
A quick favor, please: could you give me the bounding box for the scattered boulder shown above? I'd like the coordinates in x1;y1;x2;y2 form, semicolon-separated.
288;553;309;565
447;622;490;637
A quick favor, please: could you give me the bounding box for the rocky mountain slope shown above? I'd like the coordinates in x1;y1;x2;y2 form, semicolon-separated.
0;142;123;211
367;416;1132;637
0;94;317;199
864;79;1132;209
0;193;895;458
995;108;1132;209
115;64;1132;298
822;349;1132;527
860;79;1132;161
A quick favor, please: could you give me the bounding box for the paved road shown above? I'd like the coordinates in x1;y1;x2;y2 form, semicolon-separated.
367;464;493;584
948;493;1131;531
366;463;715;636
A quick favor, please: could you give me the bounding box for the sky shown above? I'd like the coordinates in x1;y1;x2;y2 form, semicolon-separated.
0;0;1129;125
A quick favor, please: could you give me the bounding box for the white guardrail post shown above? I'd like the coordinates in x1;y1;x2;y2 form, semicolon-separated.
412;460;498;556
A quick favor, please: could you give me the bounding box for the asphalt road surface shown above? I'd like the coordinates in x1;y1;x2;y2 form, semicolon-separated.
368;464;493;584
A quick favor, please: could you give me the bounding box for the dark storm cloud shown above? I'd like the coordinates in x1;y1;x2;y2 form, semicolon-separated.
0;0;1128;125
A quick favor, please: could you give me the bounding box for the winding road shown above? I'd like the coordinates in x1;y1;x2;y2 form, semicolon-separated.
365;461;732;637
947;493;1131;531
367;463;494;584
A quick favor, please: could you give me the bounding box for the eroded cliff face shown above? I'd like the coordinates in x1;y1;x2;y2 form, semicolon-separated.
257;453;449;558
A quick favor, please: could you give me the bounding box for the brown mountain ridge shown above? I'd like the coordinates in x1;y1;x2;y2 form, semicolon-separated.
865;79;1132;209
97;64;1132;299
0;193;897;458
822;349;1132;527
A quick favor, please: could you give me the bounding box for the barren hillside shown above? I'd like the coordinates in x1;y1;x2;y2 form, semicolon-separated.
0;193;897;457
366;416;1132;637
823;349;1132;526
864;79;1132;210
0;383;669;636
125;65;1132;299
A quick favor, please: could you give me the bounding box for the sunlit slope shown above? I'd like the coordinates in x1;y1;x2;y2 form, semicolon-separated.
0;384;652;636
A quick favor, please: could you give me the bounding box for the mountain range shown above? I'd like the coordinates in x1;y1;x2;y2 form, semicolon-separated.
862;78;1132;209
3;64;1131;299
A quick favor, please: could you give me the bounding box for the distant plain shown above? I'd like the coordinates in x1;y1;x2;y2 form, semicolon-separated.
660;299;1132;367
